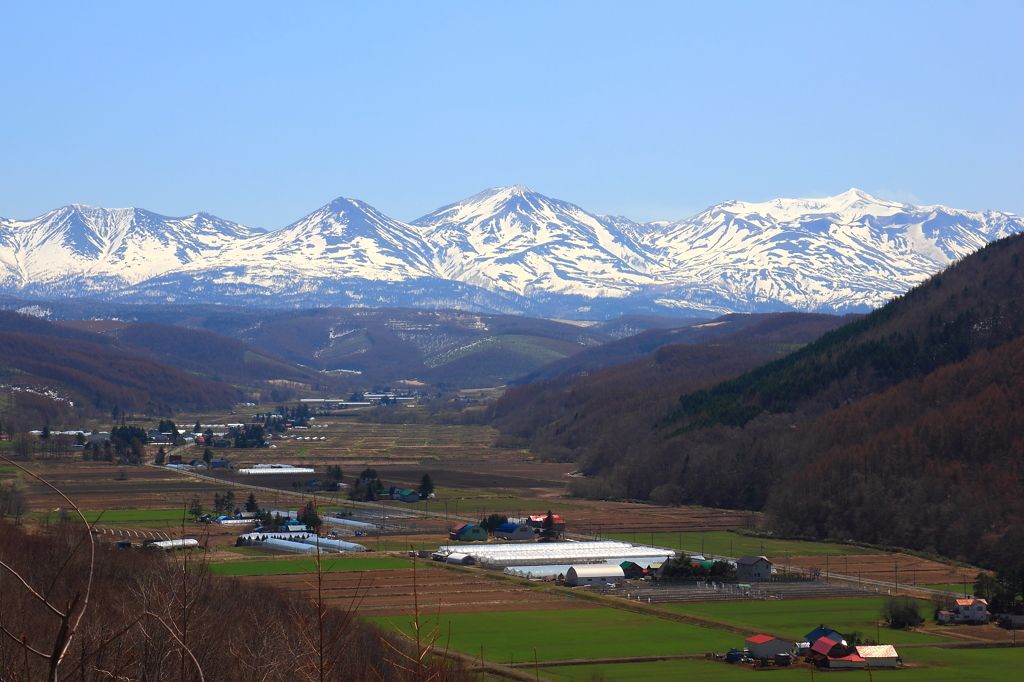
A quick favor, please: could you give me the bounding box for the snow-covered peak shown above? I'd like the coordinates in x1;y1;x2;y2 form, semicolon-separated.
412;186;655;296
214;196;436;281
0;204;263;290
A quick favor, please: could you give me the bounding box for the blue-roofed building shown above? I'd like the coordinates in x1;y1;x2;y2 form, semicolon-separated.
493;523;533;541
805;625;845;645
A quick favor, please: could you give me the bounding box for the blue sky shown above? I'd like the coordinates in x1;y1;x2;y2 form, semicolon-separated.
1;1;1020;228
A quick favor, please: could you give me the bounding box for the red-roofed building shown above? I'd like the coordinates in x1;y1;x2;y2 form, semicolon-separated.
744;634;791;659
828;654;866;669
527;515;566;531
938;598;990;624
807;637;849;666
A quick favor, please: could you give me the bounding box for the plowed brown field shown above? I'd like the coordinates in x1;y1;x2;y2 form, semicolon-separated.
775;552;976;588
237;566;594;617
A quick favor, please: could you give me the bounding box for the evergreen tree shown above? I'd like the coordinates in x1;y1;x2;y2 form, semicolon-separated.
479;513;507;533
298;501;322;532
155;446;165;465
541;510;557;541
203;448;213;464
418;473;434;499
188;495;203;520
245;492;258;513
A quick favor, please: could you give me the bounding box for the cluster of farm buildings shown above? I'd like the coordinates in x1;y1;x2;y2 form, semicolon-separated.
728;627;902;669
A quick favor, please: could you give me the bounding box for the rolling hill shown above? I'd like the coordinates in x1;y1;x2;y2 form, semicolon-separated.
0;312;244;427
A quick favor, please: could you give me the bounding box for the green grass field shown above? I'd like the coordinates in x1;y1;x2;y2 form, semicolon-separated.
373;608;738;662
603;531;878;558
208;557;410;575
667;597;949;645
921;583;970;594
541;647;1024;681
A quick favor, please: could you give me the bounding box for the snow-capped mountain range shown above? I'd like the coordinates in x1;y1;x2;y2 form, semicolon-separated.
1;187;1020;318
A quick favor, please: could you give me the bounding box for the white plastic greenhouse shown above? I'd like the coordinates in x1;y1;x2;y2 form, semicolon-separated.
321;516;376;530
293;536;367;552
250;537;329;554
145;539;200;551
502;555;672;580
434;541;675;568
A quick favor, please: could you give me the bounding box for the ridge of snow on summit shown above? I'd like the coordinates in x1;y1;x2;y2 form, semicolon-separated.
214;197;435;282
0;204;262;295
413;185;657;298
0;188;1021;317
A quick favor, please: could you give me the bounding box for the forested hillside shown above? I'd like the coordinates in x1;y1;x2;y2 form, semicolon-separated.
489;312;854;459
514;312;858;385
489;232;1024;570
0;326;242;421
0;312;247;427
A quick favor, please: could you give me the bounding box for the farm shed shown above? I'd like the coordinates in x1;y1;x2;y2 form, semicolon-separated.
210;458;232;469
745;634;792;660
399;490;419;503
621;561;646;579
493;523;533;541
445;552;474;566
855;645;899;668
449;524;488;542
736;555;773;582
565;565;624;586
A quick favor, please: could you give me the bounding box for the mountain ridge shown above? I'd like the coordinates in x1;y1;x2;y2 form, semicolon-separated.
2;188;1021;318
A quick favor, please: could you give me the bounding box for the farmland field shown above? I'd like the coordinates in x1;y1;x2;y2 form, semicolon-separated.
781;553;976;587
241;566;586;617
373;608;738;662
80;508;191;523
603;530;877;557
922;583;970;593
667;597;950;645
